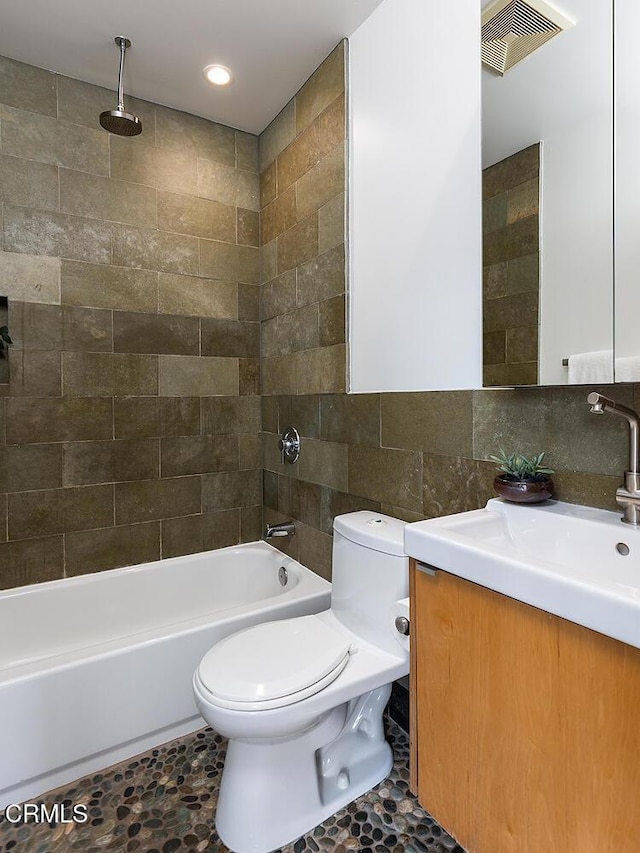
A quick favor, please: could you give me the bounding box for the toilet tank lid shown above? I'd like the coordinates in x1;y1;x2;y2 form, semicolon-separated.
333;511;407;557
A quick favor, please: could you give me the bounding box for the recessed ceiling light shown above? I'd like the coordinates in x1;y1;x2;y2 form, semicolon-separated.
203;64;233;86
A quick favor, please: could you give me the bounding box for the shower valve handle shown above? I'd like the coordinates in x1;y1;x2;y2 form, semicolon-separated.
278;426;300;465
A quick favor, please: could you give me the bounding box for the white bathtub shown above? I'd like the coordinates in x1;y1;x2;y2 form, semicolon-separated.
0;542;331;809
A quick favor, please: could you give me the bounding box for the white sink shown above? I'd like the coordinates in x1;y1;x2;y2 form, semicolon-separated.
404;498;640;649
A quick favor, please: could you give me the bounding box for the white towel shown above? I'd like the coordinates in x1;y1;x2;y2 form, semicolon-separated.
567;350;613;384
615;356;640;382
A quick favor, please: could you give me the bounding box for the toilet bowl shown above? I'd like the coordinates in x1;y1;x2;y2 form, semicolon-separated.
193;511;409;853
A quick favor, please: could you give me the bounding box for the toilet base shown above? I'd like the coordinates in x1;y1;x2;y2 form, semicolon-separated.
215;685;393;853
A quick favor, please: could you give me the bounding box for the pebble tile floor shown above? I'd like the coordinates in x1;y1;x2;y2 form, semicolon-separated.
0;719;466;853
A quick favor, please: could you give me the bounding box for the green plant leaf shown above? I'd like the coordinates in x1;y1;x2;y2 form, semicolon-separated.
491;448;554;479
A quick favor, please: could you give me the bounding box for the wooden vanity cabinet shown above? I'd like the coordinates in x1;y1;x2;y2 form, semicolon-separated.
409;559;640;853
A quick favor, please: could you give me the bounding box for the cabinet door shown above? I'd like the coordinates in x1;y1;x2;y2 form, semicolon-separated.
349;0;481;392
411;562;640;853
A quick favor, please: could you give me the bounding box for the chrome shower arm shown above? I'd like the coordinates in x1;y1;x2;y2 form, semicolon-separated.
116;37;128;112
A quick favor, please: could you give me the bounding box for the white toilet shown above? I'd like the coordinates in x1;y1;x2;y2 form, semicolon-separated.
192;511;409;853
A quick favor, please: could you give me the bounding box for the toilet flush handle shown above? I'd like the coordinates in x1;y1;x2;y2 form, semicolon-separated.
395;616;410;636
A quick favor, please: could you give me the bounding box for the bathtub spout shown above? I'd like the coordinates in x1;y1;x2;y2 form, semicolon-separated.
265;522;296;539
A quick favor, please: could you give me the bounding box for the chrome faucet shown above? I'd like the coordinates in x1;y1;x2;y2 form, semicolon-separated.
587;392;640;525
264;521;296;539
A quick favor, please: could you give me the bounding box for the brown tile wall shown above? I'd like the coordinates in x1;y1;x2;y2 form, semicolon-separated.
260;46;637;582
0;55;261;588
259;42;347;397
2;47;633;592
482;144;540;386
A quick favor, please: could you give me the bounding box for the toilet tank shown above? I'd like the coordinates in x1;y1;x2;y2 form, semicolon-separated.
331;511;408;655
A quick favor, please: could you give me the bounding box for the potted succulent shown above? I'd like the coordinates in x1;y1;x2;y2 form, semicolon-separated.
489;450;554;504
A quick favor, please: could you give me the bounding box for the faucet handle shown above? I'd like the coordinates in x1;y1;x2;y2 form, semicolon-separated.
587;391;616;413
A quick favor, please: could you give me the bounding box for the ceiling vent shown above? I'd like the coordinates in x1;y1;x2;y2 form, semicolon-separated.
481;0;575;75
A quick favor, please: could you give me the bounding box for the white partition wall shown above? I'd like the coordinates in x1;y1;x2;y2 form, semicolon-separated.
348;0;482;392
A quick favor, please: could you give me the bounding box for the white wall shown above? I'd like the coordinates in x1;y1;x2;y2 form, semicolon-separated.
614;0;640;376
482;0;613;385
348;0;482;393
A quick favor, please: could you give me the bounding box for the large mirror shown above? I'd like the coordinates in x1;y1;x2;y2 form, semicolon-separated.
481;0;618;386
614;0;640;380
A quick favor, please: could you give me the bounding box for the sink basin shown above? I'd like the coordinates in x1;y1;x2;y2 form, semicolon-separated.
404;498;640;649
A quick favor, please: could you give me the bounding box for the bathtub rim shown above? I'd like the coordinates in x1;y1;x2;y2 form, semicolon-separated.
0;540;331;684
0;539;309;600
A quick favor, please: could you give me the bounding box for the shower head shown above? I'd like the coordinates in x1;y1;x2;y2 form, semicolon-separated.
99;37;142;137
100;108;141;136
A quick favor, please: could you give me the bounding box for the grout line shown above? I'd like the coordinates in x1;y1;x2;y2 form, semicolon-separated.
54;73;60;122
56;164;61;213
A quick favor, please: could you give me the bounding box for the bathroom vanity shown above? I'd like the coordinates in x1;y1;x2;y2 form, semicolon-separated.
406;500;640;853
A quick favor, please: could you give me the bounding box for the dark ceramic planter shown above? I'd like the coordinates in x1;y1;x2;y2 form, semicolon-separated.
493;474;554;504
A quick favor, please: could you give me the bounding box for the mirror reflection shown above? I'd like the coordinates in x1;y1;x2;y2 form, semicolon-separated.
481;0;615;386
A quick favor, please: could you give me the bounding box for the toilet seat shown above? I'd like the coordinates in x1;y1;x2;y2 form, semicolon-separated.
196;615;352;711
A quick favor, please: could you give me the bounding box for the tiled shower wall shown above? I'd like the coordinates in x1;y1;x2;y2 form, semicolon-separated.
260;43;636;579
0;55;261;589
1;46;635;590
259;43;346;396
